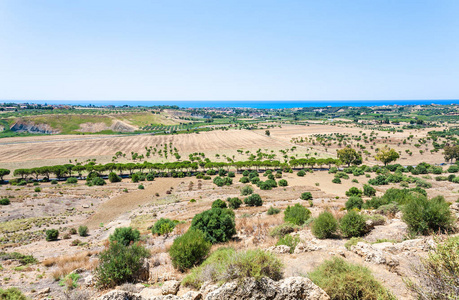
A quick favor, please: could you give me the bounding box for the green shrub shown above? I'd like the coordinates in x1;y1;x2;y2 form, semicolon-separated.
447;165;459;173
138;184;144;189
300;192;313;200
227;197;242;209
66;177;78;184
406;236;459;299
340;211;366;237
95;242;150;288
267;206;281;215
344;237;363;250
345;187;362;197
151;218;176;236
0;287;27;300
309;257;396;300
363;184;376;197
46;229;59;241
244;194;263;207
345;196;363;210
312;211;338;239
78;225;88;237
239;176;250;183
169;229;211;271
33;187;41;192
182;248;283;289
402;196;454;235
89;177;106;186
284;203;311;226
109;227;140;246
375;203;400;216
146;172;155;181
0;198;10;205
278;179;288;186
210;199;226;210
368;175;388;186
131;174;139;183
108;172;121;183
51;179;58;184
297;170;306;177
240;185;253;196
190;208;236;243
0;252;37;265
276;234;300;253
335;172;349;179
332;177;341;184
213;176;232;187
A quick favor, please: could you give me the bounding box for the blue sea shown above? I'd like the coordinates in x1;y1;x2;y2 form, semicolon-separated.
3;100;459;109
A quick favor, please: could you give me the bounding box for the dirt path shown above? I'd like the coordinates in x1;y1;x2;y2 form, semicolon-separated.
85;177;177;229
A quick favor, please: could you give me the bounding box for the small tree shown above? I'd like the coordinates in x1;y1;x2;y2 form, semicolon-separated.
363;184;376;197
340;211;366;237
375;146;400;166
108;172;121;183
78;225;89;237
46;229;59;241
190;208;236;243
211;199;228;209
312;211;338;239
337;147;361;167
265;130;270;137
109;227;140;246
345;187;362;197
300;192;313;200
151;218;176;236
284;203;311;225
227;197;242;209
244;194;263;206
345;196;364;210
169;229;211;271
95;242;150;288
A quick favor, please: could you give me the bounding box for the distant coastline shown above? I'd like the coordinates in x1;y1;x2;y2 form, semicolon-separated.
2;99;459;109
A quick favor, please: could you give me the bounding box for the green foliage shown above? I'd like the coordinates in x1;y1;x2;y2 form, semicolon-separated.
276;234;301;253
95;242;150;288
332;177;341;184
226;197;242;209
151;218;176;236
312;211;338;239
169;229;211;271
0;198;10;205
212;199;228;209
59;273;80;290
109;227;140;246
364;187;427;209
345;196;363;210
88;177;106;186
345;187;362;197
190;208;236;244
213;176;233;187
0;287;28;300
108;172;121;183
131;173;139;183
300;192;313;200
284;203;311;226
278;179;288;186
78;225;88;237
269;223;295;238
406;236;459;299
45;229;59;241
363;184;376;197
297;170;306;177
402;196;454;235
368;175;388;186
309;257;396;300
340;211;366;237
239;176;250;183
240;185;253;196
0;252;37;265
66;177;78;184
182;248;283;289
267;206;281;215
344;237;363;250
138;184;144;189
244;193;263;207
447;165;459;173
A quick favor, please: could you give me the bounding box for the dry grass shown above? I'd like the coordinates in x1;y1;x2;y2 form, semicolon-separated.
42;251;98;280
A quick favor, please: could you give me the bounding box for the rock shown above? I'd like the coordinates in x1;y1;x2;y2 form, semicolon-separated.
162;280;181;295
267;245;291;254
337;250;346;257
97;290;142;300
181;291;203;300
293;240;322;253
351;242;399;268
36;287;50;295
204;277;329;300
140;288;163;298
365;219;375;230
84;274;95;286
82;204;90;208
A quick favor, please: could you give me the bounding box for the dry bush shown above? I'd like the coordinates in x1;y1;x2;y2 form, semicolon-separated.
43;251;98;281
174;222;190;235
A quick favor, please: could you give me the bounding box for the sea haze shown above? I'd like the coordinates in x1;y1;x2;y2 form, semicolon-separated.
3;100;459;109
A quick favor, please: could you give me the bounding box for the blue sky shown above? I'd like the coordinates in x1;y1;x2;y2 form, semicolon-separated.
0;0;458;101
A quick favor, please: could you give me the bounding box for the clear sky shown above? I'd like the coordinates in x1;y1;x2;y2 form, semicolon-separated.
0;0;458;101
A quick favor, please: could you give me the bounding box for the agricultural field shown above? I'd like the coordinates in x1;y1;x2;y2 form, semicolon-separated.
0;104;459;299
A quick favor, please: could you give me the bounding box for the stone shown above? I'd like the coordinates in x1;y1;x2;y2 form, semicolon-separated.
203;277;329;300
140;288;163;298
266;245;291;254
36;287;50;295
162;280;181;295
181;291;203;300
97;290;143;300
